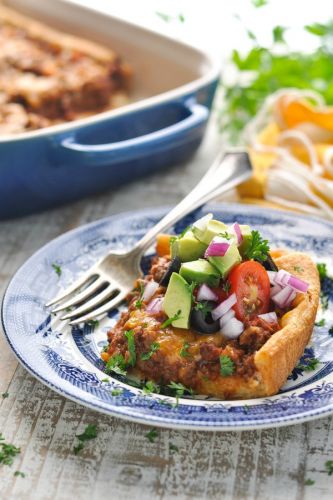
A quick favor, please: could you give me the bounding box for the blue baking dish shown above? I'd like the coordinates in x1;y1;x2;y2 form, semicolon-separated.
1;0;220;219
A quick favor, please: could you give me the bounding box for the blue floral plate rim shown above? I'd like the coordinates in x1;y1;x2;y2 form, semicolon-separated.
2;203;333;431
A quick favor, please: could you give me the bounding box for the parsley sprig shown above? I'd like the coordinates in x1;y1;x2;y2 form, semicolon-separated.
179;342;190;358
51;263;62;277
296;357;320;372
143;380;160;395
105;354;127;376
73;424;98;455
325;460;333;475
161;310;182;328
145;428;158;443
243;230;269;262
141;342;160;361
0;434;21;466
317;262;328;280
124;330;136;366
194;301;213;318
220;355;235;377
135;282;145;309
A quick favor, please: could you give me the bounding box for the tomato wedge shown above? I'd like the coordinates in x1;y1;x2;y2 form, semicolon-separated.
228;261;270;321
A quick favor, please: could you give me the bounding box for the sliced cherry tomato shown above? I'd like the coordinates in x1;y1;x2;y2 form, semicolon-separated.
228;261;270;321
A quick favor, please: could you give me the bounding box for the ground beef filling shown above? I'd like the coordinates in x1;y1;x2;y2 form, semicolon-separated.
105;257;280;392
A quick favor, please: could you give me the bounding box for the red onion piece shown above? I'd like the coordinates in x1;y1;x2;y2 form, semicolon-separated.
267;271;278;285
271;285;296;308
275;269;291;287
288;275;309;293
258;312;278;323
221;317;244;339
232;222;243;245
219;309;235;328
204;237;230;258
142;280;159;302
212;293;237;320
270;284;283;297
197;284;218;302
146;297;163;313
192;213;213;232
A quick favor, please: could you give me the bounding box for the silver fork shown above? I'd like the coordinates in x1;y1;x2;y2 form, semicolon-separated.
46;149;252;325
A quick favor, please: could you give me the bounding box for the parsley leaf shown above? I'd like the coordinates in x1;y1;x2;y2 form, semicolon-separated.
243;230;270;262
317;262;328;280
141;342;160;361
51;263;62;277
219;231;231;240
135;282;145;309
86;319;99;328
315;319;326;327
320;291;329;311
0;434;21;466
14;471;25;478
304;478;315;486
194;301;213;318
2;392;9;399
167;381;193;397
142;380;160;395
325;460;333;475
145;428;158;443
111;388;123;396
101;377;110;383
124;330;136;367
74;424;97;454
179;342;190;358
252;0;267;7
105;354;127;376
161;310;182;328
297;357;320;372
222;281;231;294
169;443;179;454
220;355;235;377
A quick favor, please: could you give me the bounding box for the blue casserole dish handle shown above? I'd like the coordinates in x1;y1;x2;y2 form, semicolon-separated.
57;99;209;167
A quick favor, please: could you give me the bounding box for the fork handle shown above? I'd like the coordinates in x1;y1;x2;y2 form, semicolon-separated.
129;148;252;256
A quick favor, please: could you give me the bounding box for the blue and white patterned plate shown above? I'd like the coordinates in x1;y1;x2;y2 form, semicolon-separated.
2;204;333;431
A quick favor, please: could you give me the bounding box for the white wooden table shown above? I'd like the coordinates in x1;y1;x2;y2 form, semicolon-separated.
0;121;332;499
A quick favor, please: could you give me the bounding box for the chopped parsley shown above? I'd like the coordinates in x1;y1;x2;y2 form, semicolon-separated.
0;434;21;466
219;355;235;377
179;342;190;358
297;357;320;372
194;301;213;317
105;354;127;376
320;291;329;311
317;262;328;280
135;282;145;309
51;263;62;277
167;381;193;405
186;282;197;303
222;281;231;294
219;231;231;240
161;310;182;328
2;392;9;399
304;478;315;486
156;12;185;23
14;471;25;478
179;225;192;238
293;265;304;273
86;319;99;328
101;378;110;383
124;330;136;366
325;460;333;475
74;424;97;454
243;230;269;262
169;443;179;454
141;342;160;361
111;388;123;396
143;380;160;395
315;319;326;327
145;428;158;443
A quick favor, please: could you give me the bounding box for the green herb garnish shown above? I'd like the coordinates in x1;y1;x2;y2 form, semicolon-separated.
252;0;267;7
317;262;328;280
141;342;160;361
297;357;320;372
101;378;110;383
320;291;329;311
0;434;21;466
135;282;145;309
14;471;25;478
325;460;333;475
169;443;179;454
105;354;127;376
124;329;136;366
315;319;326;327
179;342;190;358
222;281;231;294
2;392;9;399
161;310;182;328
194;301;213;317
145;428;158;443
219;355;235;377
143;380;160;395
51;263;62;277
243;230;269;262
219;231;231;240
86;319;99;328
111;388;123;396
304;478;315;486
167;381;193;397
74;424;97;454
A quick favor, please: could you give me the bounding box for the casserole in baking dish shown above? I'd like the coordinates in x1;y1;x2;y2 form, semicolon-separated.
0;0;220;218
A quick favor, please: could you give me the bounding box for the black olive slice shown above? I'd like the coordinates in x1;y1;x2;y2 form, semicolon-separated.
261;253;278;272
159;256;182;287
190;305;220;334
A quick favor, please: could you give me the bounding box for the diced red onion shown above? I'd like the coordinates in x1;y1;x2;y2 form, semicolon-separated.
146;297;163;313
221;317;244;339
212;293;237;320
258;312;278;323
232;222;243;245
219;309;235;328
192;213;213;232
267;271;278;285
142;280;159;302
204;237;230;258
197;284;218;302
271;285;296;308
270;284;283;297
275;269;291;287
288;275;309;293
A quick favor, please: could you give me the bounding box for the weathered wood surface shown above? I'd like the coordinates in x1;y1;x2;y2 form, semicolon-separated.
0;124;332;499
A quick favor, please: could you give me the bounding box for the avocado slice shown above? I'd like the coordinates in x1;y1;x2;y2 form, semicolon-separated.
208;244;241;278
163;272;192;329
192;219;229;245
179;259;220;287
171;230;207;262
